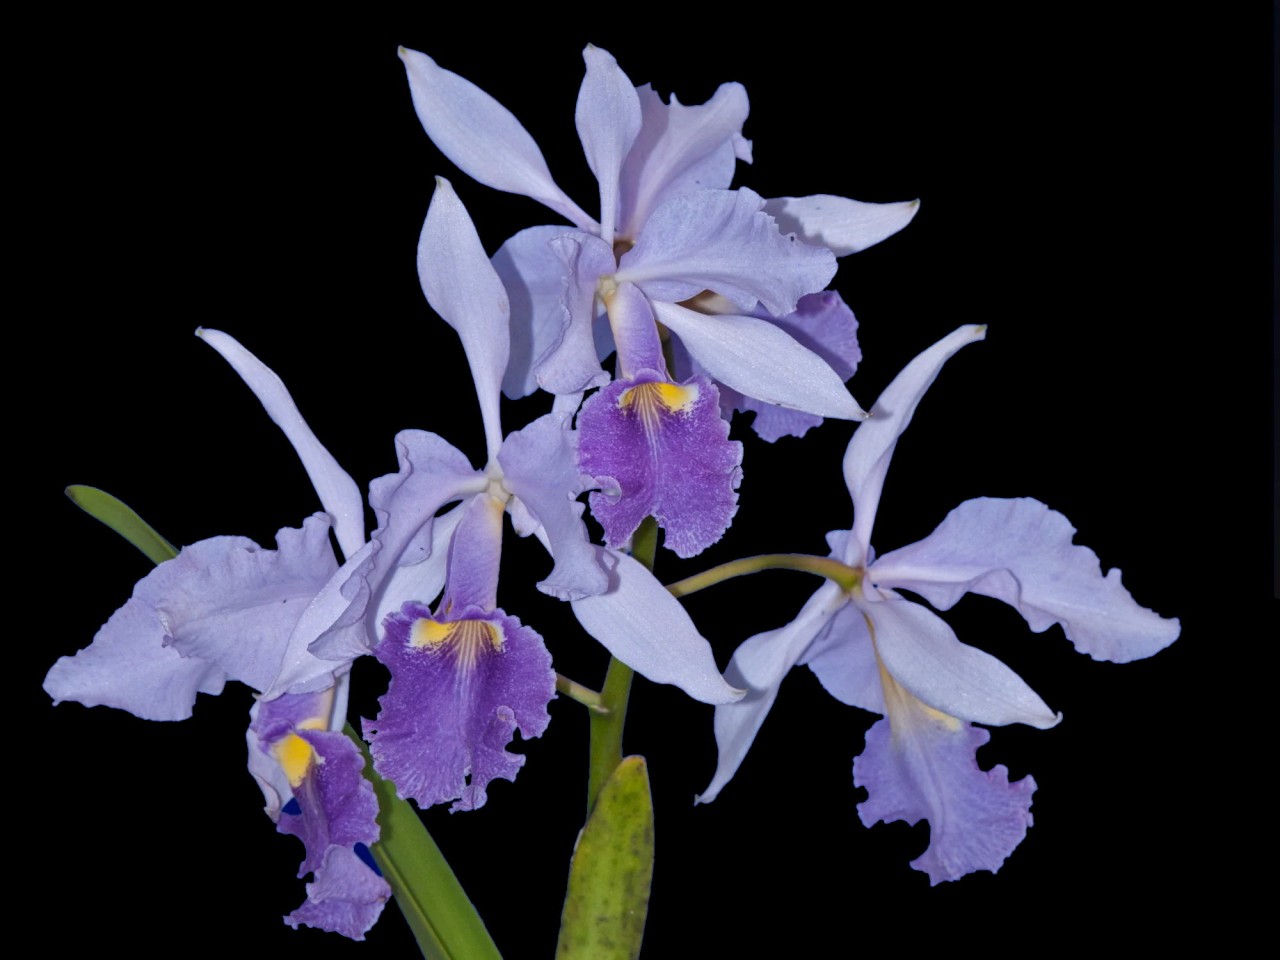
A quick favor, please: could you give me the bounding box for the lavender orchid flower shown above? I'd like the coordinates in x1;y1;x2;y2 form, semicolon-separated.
698;325;1180;883
337;180;740;809
399;45;905;554
45;330;390;938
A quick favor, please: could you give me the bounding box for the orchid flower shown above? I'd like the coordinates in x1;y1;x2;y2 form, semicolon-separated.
399;45;908;554
698;325;1180;883
44;330;390;938
332;180;739;809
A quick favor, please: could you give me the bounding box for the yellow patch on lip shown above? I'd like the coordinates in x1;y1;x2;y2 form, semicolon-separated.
274;733;315;788
410;617;504;670
619;380;700;435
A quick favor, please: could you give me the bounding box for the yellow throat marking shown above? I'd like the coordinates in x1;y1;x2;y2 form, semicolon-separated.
618;381;700;436
274;733;315;788
410;617;504;671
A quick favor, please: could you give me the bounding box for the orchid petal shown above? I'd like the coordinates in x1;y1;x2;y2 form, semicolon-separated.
492;225;579;398
372;504;463;628
536;232;616;393
854;709;1036;885
797;601;884;714
571;547;742;704
652;300;865;420
196;329;365;559
399;48;593;230
871;497;1180;662
45;594;227;721
618;82;751;238
843;324;986;565
862;593;1060;728
366;602;554;812
764;196;920;256
498;412;608;600
698;582;843;803
618;188;835;316
438;491;505;615
575;45;641;246
419;179;510;460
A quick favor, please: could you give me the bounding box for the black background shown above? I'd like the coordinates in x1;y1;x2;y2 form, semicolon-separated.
22;9;1270;956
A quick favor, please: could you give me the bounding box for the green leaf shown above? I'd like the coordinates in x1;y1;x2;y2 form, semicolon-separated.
556;756;654;960
349;728;503;960
65;485;178;564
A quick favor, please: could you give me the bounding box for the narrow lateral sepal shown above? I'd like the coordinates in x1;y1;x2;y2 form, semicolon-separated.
556;756;654;960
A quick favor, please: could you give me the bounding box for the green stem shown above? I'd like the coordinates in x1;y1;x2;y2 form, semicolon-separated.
557;673;607;713
665;553;861;598
585;517;657;814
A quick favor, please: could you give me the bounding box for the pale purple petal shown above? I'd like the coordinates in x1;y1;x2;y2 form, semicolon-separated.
725;291;862;441
798;601;884;714
698;582;844;803
45;595;227;721
344;430;485;656
365;602;554;811
438;492;504;614
604;279;665;378
575;45;641;246
196;328;365;559
618;82;751;238
854;711;1036;885
571;547;743;705
419;179;510;459
155;518;341;694
492;225;580;398
285;846;390;940
862;593;1060;728
578;373;742;557
843;325;987;566
399;48;593;230
871;497;1180;662
372;504;463;627
535;231;616;394
652;300;865;421
498;412;608;600
764;195;920;256
618;188;836;316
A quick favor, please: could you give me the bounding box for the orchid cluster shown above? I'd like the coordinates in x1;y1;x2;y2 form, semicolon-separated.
44;44;1178;950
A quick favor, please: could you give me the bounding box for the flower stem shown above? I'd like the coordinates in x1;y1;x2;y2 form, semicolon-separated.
585;517;656;814
557;673;607;713
665;553;862;597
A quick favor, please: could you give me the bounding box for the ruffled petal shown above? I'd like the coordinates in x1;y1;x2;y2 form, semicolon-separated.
497;411;608;600
418;179;511;460
653;300;865;421
698;582;844;803
365;602;554;811
197;329;365;558
854;704;1036;885
578;373;742;557
863;593;1060;729
536;232;617;394
284;846;390;941
575;45;641;246
764;195;920;256
870;497;1180;663
571;547;742;705
493;225;583;398
399;48;593;230
45;595;227;721
843;324;987;566
618;82;751;238
372;504;463;627
617;188;836;316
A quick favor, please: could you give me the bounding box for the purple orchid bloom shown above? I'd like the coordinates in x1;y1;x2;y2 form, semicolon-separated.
698;325;1180;883
340;181;740;810
399;45;910;554
45;330;390;938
